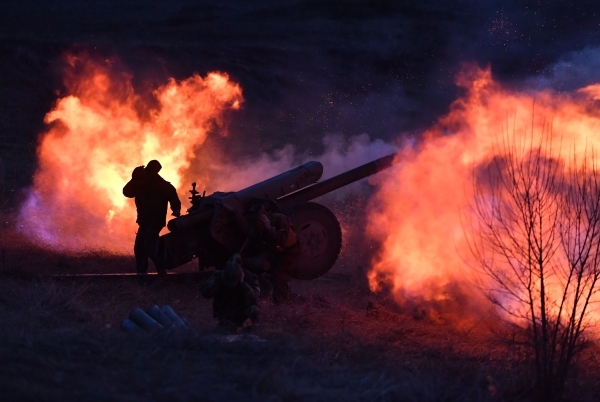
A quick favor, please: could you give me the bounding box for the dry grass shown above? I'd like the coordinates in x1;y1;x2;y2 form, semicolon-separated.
1;227;600;401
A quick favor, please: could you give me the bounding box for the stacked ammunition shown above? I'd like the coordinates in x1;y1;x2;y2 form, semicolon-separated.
121;305;190;331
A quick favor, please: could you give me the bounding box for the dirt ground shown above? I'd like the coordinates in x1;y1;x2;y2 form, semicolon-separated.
1;228;600;402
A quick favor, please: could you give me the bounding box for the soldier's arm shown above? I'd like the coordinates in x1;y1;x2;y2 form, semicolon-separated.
123;166;145;198
122;180;138;198
200;271;222;298
164;181;182;217
242;270;261;299
264;214;291;247
240;273;259;304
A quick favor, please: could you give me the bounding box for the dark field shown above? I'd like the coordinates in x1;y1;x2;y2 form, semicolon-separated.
1;225;600;401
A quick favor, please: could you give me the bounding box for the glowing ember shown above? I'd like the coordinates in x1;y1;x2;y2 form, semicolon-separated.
19;53;243;253
367;66;600;308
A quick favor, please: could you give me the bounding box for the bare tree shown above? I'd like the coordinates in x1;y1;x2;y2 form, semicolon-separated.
470;122;600;401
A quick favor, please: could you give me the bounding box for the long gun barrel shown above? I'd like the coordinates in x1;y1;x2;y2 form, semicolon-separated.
276;153;397;210
158;152;399;272
167;161;323;232
167;153;397;232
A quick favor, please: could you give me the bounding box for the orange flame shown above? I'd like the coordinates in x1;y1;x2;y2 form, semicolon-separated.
367;65;600;310
19;53;243;253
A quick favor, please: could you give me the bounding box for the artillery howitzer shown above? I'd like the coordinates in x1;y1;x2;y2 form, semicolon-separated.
157;154;397;279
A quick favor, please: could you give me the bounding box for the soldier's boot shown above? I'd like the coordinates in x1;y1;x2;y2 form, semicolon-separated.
240;305;260;332
136;256;149;274
241;317;253;332
155;264;167;277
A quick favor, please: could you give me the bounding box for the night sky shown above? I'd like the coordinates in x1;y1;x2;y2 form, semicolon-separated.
1;0;599;191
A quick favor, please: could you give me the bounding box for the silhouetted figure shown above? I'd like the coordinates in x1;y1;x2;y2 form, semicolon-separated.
244;204;300;304
201;253;260;331
123;160;181;274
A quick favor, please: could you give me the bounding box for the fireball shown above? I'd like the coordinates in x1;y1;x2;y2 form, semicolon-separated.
367;66;600;315
19;53;243;253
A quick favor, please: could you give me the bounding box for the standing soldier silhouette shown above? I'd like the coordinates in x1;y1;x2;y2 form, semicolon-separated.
123;160;181;274
245;204;300;304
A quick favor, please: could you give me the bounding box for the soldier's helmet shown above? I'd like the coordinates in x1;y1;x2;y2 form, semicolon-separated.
132;166;147;181
264;199;279;213
222;253;243;287
145;160;162;175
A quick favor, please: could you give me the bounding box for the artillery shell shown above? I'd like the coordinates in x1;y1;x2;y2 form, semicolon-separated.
146;305;174;329
129;308;164;331
120;318;142;332
160;305;188;329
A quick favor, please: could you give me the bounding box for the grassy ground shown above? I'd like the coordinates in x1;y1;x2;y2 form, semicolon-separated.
2;226;600;401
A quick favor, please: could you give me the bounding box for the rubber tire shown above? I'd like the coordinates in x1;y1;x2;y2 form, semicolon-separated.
284;202;342;280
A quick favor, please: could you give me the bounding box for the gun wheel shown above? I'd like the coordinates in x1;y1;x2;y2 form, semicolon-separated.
284;202;342;280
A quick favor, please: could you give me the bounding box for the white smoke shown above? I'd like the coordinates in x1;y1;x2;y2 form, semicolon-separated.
204;133;398;201
527;46;600;91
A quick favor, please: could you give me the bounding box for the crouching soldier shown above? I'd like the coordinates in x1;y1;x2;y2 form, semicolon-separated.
201;253;260;331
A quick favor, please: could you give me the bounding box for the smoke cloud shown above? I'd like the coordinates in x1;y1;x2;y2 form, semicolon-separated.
527;46;600;91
